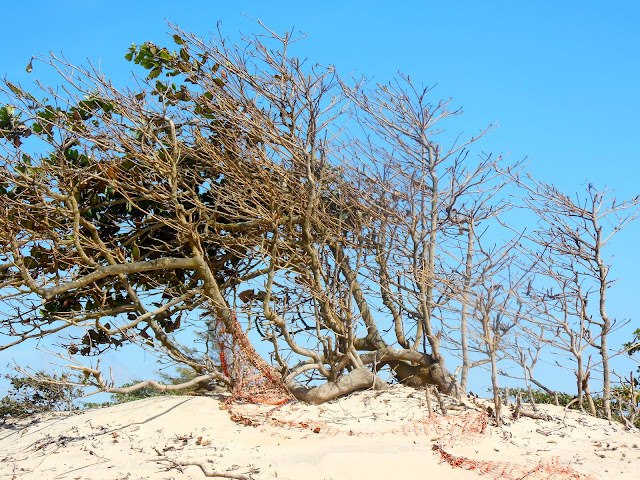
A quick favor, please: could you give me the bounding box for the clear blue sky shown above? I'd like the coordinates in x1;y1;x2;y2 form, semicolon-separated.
2;1;639;395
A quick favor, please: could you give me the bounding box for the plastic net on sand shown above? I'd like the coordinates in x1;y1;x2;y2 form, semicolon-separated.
227;396;597;480
432;444;596;480
213;312;598;480
227;406;488;442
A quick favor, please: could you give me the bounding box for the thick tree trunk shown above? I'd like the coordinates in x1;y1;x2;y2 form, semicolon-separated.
288;368;387;405
378;358;460;396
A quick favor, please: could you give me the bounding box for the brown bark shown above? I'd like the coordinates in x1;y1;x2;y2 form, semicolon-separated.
287;368;386;405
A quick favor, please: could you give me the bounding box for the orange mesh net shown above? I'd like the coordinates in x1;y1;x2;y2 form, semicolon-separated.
432;444;597;480
227;407;488;441
213;311;292;406
227;401;598;480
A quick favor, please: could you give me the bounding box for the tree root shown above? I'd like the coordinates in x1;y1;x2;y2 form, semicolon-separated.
513;393;552;421
168;460;256;479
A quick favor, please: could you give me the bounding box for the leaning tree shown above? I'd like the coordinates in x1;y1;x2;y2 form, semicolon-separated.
0;24;512;404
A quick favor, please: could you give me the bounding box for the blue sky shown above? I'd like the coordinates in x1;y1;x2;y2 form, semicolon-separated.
2;1;639;396
4;1;638;194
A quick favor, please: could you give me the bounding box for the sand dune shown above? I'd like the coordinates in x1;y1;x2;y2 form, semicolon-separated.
1;385;638;479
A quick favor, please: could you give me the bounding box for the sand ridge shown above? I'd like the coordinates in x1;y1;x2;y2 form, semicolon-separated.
1;385;639;479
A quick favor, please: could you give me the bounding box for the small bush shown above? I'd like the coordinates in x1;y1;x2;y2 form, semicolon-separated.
0;371;83;418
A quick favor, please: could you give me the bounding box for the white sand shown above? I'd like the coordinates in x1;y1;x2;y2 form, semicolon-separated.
1;385;638;479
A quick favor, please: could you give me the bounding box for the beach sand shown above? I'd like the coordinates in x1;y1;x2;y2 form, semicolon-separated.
1;385;638;479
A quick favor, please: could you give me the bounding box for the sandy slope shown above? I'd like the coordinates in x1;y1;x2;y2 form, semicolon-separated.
1;385;639;480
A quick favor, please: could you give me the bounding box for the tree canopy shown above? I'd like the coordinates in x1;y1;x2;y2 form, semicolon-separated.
1;24;637;412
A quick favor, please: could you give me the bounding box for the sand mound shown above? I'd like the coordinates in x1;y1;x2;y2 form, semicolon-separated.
1;385;638;479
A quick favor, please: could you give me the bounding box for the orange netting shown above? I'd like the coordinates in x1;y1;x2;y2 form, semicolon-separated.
213;311;293;406
432;444;597;480
226;400;597;479
227;407;488;442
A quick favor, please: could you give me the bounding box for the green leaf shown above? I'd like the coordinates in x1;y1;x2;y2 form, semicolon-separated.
25;58;33;73
213;78;225;87
125;52;134;61
172;34;184;45
140;59;155;69
6;82;22;95
148;68;161;79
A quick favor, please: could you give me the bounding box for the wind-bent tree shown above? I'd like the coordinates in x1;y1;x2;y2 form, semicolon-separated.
0;24;514;403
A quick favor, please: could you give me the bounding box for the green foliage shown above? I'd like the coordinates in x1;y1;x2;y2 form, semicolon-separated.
503;387;573;407
624;328;640;356
0;36;236;358
623;328;640;375
0;371;83;418
124;38;220;92
80;400;112;409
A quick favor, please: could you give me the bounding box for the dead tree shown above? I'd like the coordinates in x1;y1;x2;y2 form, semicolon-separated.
511;177;639;419
342;78;514;394
461;248;527;427
502;329;560;409
519;265;599;415
440;186;518;394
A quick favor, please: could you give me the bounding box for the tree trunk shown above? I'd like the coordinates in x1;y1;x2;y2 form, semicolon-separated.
490;347;502;427
460;222;475;393
576;358;585;413
381;358;460;396
288;368;387;405
595;223;612;420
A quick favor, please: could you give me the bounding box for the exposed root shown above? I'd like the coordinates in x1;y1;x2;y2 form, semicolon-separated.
167;459;257;479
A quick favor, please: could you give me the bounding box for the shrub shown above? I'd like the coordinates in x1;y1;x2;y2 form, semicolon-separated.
0;371;83;418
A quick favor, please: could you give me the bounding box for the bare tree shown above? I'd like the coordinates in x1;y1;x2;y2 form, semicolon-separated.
520;263;599;415
511;177;639;419
457;243;526;426
343;78;515;394
441;177;517;393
